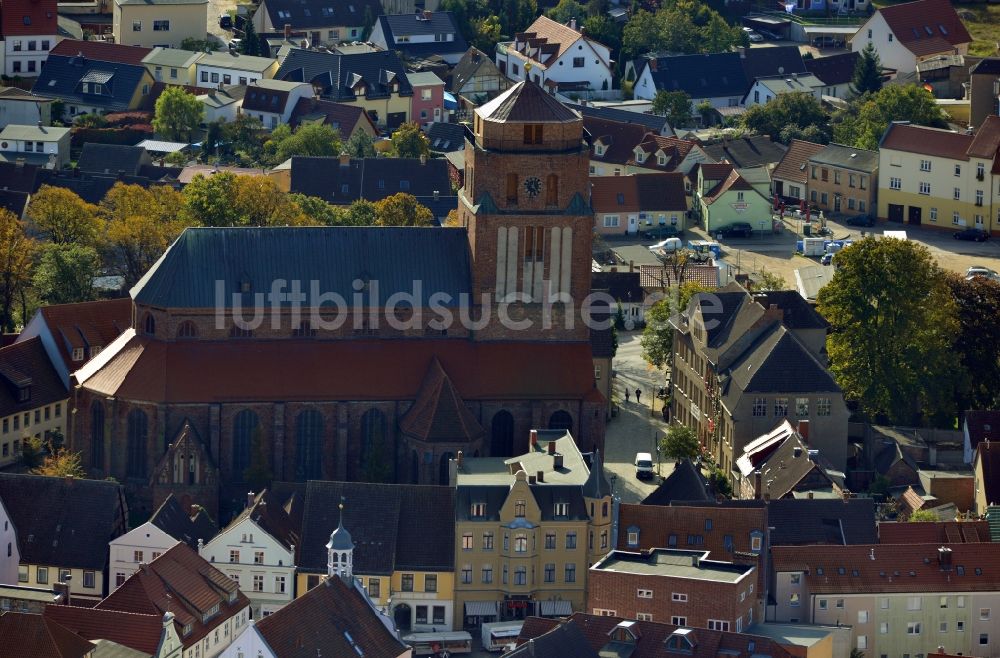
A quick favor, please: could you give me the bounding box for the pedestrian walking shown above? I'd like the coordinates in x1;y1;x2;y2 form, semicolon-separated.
635;388;642;404
624;389;630;403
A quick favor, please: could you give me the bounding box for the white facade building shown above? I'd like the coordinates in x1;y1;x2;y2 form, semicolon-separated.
849;0;971;75
496;16;612;94
0;497;20;585
194;53;277;88
108;522;179;592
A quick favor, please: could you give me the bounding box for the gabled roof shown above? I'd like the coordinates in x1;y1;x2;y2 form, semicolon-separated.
77;144;150;176
0;124;70;142
97;543;249;648
0;0;58;37
590;325;615;359
0;611;94;658
641;459;712;505
880;121;973;160
875;0;972;57
222;489;299;551
150;492;217;548
727;324;840;395
971;57;1000;75
289;96;377;139
261;0;381;30
44;606;164;656
276;48;412;101
0;189;29;219
701;135;787;169
288;156;451;205
256;574;406;658
514;15;592;65
739;45;808;83
637;264;720;290
585;116;649;166
967;114;1000;159
570;103;671;135
644;53;749;99
752;290;829;329
507;617;597;658
590;176;639;212
30;298;131;378
635;172;687;209
703;168;753;204
965;410;1000;448
772;139;825;184
804;51;861;86
768;498;877;545
752;73;824;96
808;141;879;173
772;542;1000;593
591;272;643;301
0;337;68;417
141;47;203;68
0;161;44;192
50;39;152;65
450;47;506;94
426;121;466;153
374;12;468;58
477;80;580;123
31;54;149;112
399;358;485;443
298;481;455;574
634;134;699;171
976;440;1000;507
0;473;125;570
241;79;305;114
752;424;833;499
196;51;275;73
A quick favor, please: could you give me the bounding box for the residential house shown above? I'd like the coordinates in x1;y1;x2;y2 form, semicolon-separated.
199;490;298;618
694;163;771;235
0;473;127;603
591;271;644;325
588;548;758;630
963;409;1000;464
0;0;60;77
288;96;379;140
408;71;446;127
629;134;711;180
195;51;278;88
0;88;53;129
513;613;796;658
47;543;252;658
850;0;971;75
591;172;687;236
585;117;650;177
141;47;203;86
449;47;510;105
804;51;861;98
251;0;382;47
771;139;825;205
425;121;465;153
0;123;70;167
295;481;456;633
876;119;1000;233
108;493;217;592
370;11;468;65
280;155;453;208
0;338;68;466
701;135;787;171
495;16;613;95
973;440;1000;516
640;459;713;505
771;542;1000;657
568;102;673;136
113;0;208;49
0;612;94;657
742;73;824;107
806;142;878;217
669;282;849;478
219;566;411;658
275;49;414;129
239;79;313;130
451;431;614;628
31;41;155;120
735;420;841;500
969;58;1000;130
197;85;244;123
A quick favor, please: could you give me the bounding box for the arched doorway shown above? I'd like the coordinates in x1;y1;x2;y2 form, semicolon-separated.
439;452;454;486
394;603;412;632
548;410;573;432
490;410;514;456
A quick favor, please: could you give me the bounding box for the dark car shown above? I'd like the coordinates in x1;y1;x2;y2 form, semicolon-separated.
641;225;682;240
720;222;753;238
846;214;875;227
953;227;990;242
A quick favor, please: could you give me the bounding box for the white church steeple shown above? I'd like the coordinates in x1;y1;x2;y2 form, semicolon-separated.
326;498;354;580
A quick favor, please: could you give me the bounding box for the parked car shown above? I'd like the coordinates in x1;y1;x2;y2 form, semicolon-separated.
821;252;834;266
812;35;843;48
742;27;764;43
635;452;654;479
719;222;753;238
965;266;1000;281
219;13;232;29
641;225;682;240
953;227;990;242
757;28;781;40
846;214;875;227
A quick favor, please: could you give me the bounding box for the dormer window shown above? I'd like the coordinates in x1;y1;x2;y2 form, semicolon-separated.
553;502;569;516
658;153;667;166
182;623;193;636
17;387;30;402
609;621;640;644
665;629;696;654
595;144;605;156
471;502;486;517
634;148;645;163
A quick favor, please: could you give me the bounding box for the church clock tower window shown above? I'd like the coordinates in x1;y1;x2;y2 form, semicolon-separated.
506;173;518;205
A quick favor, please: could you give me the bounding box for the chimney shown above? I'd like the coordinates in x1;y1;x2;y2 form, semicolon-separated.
530;429;538;448
753;470;762;499
764;303;783;323
457;450;464;468
423;9;432;19
938;546;953;569
247;491;255;508
569;17;578;31
807;491;814;499
528;474;537;484
547;441;556;455
649;58;657;72
537;470;544;482
554;453;564;469
197;538;204;552
797;420;810;442
339;153;350;167
793;445;803;458
284;23;292;39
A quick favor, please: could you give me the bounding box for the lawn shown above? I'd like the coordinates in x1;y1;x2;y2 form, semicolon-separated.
872;0;1000;57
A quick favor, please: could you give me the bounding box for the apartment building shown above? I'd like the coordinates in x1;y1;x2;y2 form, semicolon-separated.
806;143;879;217
877;118;1000;234
0;338;67;467
113;0;209;49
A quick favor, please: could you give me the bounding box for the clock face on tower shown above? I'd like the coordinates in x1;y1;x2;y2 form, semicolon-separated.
524;176;542;199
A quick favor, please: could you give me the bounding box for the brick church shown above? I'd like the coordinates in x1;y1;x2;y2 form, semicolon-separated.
69;81;605;520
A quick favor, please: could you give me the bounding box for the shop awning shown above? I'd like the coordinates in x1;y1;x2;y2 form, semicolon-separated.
465;601;499;617
539;600;573;616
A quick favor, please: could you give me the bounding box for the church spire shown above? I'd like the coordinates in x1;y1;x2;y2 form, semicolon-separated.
326;498;354;580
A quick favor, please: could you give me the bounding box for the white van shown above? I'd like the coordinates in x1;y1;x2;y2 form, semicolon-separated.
648;237;683;253
635;452;654;479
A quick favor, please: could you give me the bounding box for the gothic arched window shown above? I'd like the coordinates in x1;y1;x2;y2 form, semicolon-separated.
90;400;105;469
126;408;148;478
232;409;259;480
295;409;324;481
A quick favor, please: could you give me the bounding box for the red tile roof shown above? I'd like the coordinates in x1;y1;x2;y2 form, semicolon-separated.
0;611;95;658
513;16;595;66
772;542;1000;593
585;117;649;167
967;115;1000;158
0;0;58;37
976;440;1000;508
633;134;699;171
877;0;972;56
399;357;485;442
50;39;152;66
591;176;640;213
289;97;378;139
77;334;599;403
880;122;974;160
703;168;752;204
33;298;131;378
772;139;825;185
617;503;767;559
44;606;164;656
0;337;68;417
878;520;991;544
637;264;720;290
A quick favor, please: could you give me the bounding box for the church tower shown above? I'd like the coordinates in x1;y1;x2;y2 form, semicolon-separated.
326;500;354;580
460;77;593;340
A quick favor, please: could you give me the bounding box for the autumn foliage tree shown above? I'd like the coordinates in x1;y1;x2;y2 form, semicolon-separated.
374;193;434;226
27;185;102;246
0;208;36;331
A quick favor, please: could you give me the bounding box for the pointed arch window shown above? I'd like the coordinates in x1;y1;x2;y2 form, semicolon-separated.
177;321;198;339
90;400;105;469
143;313;155;336
232;410;259;480
295;409;324;481
126;408;148;478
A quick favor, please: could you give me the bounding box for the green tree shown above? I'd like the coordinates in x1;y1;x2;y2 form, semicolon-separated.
33;442;85;478
547;0;587;23
180;37;220;52
264;122;342;164
708;466;732;497
582;15;622;55
661;424;700;461
390;122;430;159
640;281;710;368
152;87;204;142
182;173;312;227
345;199;378;226
622;0;742;58
741;92;831;144
344;130;377;158
289;193;348;226
753;268;787;291
223;114;265;162
26;185;102;246
0;208;36;332
240;18;261;56
696;100;714;126
851;42;883;96
946;275;1000;410
32;243;100;305
833;84;947;150
471;16;502;53
374;193;434;226
651;90;694;128
908;509;938;522
817;237;959;424
21;436;45;470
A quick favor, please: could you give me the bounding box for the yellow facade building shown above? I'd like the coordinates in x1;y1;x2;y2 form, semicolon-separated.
113;0;209;50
